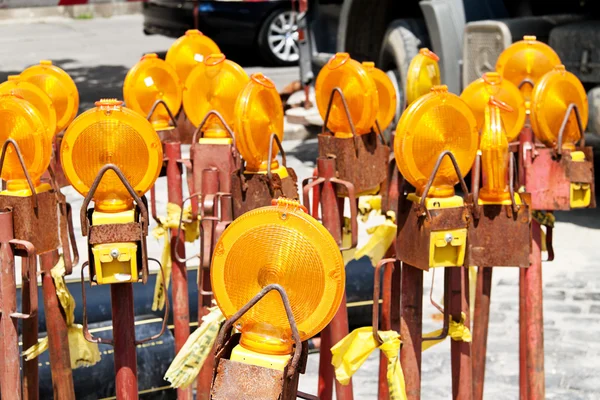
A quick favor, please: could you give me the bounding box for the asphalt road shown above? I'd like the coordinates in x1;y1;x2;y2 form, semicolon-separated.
2;13;600;400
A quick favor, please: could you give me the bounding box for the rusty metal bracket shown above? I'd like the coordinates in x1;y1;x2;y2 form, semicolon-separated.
556;103;586;156
422;268;451;342
266;133;288;179
372;258;396;344
0;138;39;212
7;238;38;319
215;284;303;379
147;99;178;128
191;109;236;147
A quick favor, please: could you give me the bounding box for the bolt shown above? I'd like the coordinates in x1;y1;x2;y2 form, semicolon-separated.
110;249;120;258
445;233;453;243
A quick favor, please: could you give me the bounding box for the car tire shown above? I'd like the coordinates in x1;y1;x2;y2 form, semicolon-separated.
257;8;299;66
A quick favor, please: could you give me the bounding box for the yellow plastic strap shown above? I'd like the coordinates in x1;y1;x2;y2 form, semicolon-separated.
469;266;477;321
358;195;382;222
152;202;200;311
331;327;407;400
422;312;472;352
23;256;101;368
164;306;225;389
532;210;555;227
354;211;397;267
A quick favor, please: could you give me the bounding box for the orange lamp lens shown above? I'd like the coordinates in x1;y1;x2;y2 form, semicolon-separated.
234;73;284;171
166;29;221;84
530;65;588;150
362;61;398;131
19;60;79;133
395;85;478;198
0;75;57;139
460;72;525;142
211;200;345;355
183;53;249;131
315;52;378;135
495;36;561;102
60;99;163;212
0;94;51;191
406;48;441;106
479;98;512;203
123;53;182;130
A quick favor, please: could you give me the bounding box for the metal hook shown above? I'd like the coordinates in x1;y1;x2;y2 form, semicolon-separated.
146;99;178;128
0;139;39;212
372;258;396;344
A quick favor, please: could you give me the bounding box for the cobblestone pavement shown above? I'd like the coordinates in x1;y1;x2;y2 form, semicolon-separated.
2;13;600;400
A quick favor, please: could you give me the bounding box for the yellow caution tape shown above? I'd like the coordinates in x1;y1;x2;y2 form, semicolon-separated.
532;210;555;227
23;256;101;368
332;327;407;400
422;312;472;351
354;211;397;267
164;306;225;389
469;266;477;321
152;203;200;311
358;195;382;222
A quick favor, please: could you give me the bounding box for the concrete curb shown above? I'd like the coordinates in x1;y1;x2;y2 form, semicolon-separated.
0;2;142;21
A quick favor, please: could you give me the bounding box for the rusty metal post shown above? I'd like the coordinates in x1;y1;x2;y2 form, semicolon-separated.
111;282;138;399
0;209;21;400
376;260;394;400
400;263;423;400
472;267;492;400
22;273;39;400
519;267;528;400
165;141;192;400
449;267;472;400
40;249;75;400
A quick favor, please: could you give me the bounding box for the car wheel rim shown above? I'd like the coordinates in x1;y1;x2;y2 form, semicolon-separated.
267;10;299;63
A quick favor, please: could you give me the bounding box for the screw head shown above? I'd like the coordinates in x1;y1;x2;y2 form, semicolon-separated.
110;249;120;258
444;233;453;243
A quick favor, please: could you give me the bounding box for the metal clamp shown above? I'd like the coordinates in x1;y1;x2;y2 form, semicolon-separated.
372;258;396;344
7;238;38;319
147;99;178;128
422;267;451;342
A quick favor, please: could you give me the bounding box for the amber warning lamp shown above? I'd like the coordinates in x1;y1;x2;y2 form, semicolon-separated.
61;99;163;284
406;48;441;106
210;198;344;397
19;60;79;134
362;61;398;132
166;29;221;84
124;53;182;131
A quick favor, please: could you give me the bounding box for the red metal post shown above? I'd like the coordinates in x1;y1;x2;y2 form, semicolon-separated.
0;209;21;400
165;141;192;400
40;250;75;400
472;267;492;400
111;282;138;399
377;263;393;400
400;263;423;400
449;267;472;400
22;274;39;400
519;267;528;400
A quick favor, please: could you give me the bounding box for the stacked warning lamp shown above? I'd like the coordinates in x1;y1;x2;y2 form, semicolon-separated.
166;29;221;85
405;48;441;106
209;198;344;399
361;61;398;133
124;53;182;131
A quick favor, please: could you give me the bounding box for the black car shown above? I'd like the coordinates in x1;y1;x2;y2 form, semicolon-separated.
143;0;299;65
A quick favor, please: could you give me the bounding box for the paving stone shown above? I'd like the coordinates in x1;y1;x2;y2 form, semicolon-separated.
545;290;567;300
590;304;600;313
573;292;600;301
546;303;582;314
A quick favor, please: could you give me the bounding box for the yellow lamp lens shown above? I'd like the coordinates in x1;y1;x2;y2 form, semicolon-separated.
0;76;57;138
183;53;249;131
19;60;79;133
211;201;345;355
315;52;378;135
234;73;284;171
123;53;182;130
406;48;441;106
0;94;51;191
60;99;163;212
495;36;561;102
166;29;221;84
460;72;525;142
395;85;478;198
362;61;398;131
530;65;588;149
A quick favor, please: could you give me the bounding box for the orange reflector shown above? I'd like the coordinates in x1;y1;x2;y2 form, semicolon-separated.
166;29;221;84
395;85;478;198
60;99;163;212
182;53;249;131
531;65;588;149
123;53;182;131
20;60;79;133
406;48;441;106
211;199;345;355
460;72;525;142
0;94;51;192
362;61;398;131
234;73;284;171
315;52;378;135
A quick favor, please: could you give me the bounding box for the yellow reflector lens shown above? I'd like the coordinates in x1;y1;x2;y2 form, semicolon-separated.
123;53;182;130
531;65;588;149
0;76;57;138
234;73;284;171
406;48;441;105
362;61;398;131
395;85;478;198
166;29;221;84
460;72;525;142
315;52;378;135
211;202;345;355
495;36;561;101
19;60;79;133
60;99;163;212
183;53;249;130
0;94;51;190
